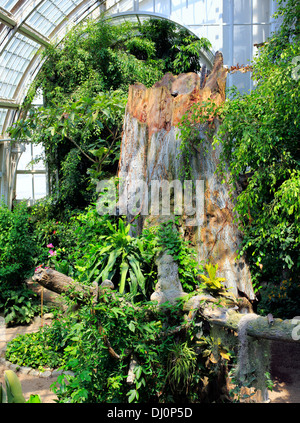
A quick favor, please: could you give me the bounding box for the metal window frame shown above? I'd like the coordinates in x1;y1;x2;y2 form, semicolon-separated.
15;141;47;202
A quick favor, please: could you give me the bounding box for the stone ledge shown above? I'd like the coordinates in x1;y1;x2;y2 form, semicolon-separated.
0;356;74;378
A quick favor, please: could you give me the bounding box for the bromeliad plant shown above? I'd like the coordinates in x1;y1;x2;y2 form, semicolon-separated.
80;219;147;296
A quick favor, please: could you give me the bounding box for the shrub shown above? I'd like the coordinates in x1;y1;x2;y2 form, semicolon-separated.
0;288;40;326
5;291;232;403
0;202;35;286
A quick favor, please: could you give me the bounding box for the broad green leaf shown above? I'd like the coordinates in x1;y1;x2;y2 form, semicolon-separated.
100;249;122;282
119;260;129;294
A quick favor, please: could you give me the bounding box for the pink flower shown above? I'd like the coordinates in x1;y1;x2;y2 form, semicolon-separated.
48;250;57;256
47;243;54;249
35;264;43;272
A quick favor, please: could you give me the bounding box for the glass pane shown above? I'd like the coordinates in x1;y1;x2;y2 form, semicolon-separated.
16;174;33;200
155;0;171;15
178;0;204;25
221;24;231;65
253;24;269;45
119;0;134;13
27;0;83;37
206;0;222;23
34;174;46;199
233;25;251;65
234;0;251;24
231;70;251;93
253;0;270;23
0;109;8;134
0;34;39;100
222;0;232;24
2;0;19;11
17;144;32;170
138;0;155;12
32;144;46;170
253;24;269;57
206;25;222;51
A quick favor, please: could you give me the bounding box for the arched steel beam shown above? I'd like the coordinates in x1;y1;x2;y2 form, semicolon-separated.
0;4;50;51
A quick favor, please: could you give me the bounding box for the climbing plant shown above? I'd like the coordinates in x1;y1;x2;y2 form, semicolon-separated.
213;0;300;297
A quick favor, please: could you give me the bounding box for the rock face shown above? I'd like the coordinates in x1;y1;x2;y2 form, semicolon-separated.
118;52;255;301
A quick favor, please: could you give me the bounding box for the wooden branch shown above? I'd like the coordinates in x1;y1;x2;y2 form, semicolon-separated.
32;268;98;303
65;136;97;164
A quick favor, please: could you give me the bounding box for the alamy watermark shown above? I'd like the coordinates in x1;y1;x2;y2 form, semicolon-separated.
96;178;205;227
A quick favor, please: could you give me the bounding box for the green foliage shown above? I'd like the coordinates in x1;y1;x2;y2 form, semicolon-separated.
9;90;127;212
177;99;217;180
141;218;202;292
199;263;226;293
137;18;211;75
174;0;300;316
171;36;212;74
5;289;232;403
6;319;67;369
0;202;35;285
257;277;300;319
212;0;300;304
79;218;148;296
0;288;40;327
30;207;154;297
31;208;201;298
166;341;197;394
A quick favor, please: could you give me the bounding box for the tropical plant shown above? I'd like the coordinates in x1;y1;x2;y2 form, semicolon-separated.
167;342;197;395
8;17;211;214
6;321;66;369
0;202;35;285
0;370;41;403
198;263;226;292
79;219;147;296
173;0;299;312
4;286;234;403
141;218;202;292
0;289;40;326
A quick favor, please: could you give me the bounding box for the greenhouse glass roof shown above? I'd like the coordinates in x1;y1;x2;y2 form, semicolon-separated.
0;0;279;137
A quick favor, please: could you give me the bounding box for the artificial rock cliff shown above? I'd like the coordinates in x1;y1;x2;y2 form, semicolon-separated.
118;52;255;301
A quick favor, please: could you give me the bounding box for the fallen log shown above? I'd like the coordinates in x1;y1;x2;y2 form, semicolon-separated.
32;268;121;359
32;267;98;303
184;294;300;344
32;268;300;344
